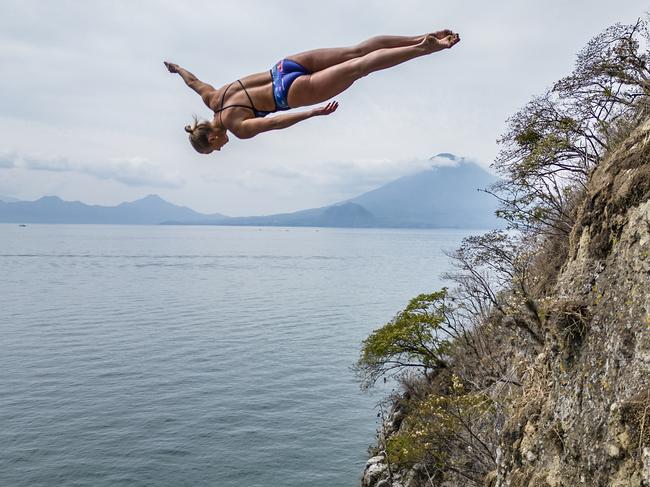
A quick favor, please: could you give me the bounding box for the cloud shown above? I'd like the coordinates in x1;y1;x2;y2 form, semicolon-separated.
22;154;71;172
93;157;184;188
430;153;463;167
260;157;433;190
0;152;184;188
201;157;435;207
0;152;17;168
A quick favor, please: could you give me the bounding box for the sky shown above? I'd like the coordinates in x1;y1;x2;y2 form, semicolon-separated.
1;0;648;216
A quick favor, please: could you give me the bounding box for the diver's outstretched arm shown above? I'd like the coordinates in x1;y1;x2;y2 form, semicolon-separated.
231;102;339;139
164;62;215;105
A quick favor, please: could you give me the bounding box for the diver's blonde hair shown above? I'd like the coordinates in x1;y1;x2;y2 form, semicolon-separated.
185;115;214;153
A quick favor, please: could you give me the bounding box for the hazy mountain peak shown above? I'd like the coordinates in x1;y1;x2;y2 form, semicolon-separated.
140;194;163;201
37;195;64;202
120;194;176;209
348;156;501;228
316;202;376;227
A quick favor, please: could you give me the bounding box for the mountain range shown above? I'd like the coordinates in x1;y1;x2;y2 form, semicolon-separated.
0;154;501;228
0;194;226;224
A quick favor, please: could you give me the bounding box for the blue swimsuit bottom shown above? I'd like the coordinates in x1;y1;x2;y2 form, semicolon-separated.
270;59;311;111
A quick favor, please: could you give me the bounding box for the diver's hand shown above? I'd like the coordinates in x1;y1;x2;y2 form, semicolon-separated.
312;101;339;116
164;61;180;74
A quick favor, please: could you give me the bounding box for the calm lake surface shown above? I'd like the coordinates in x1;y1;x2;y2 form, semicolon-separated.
0;224;477;486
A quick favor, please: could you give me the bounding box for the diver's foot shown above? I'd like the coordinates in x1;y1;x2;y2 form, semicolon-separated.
421;31;460;52
432;29;454;40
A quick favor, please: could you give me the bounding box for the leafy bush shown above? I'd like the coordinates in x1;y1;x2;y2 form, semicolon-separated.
356;289;453;389
386;375;496;485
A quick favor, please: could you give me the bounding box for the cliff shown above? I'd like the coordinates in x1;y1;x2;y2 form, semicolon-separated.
357;18;650;486
494;115;650;486
360;116;650;487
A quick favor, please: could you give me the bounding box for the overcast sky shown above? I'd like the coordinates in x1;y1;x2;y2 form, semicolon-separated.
1;0;647;215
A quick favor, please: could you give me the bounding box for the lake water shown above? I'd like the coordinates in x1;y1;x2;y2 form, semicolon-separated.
0;224;476;486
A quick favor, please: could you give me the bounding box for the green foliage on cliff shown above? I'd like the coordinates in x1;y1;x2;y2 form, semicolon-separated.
356;289;452;389
386;375;495;479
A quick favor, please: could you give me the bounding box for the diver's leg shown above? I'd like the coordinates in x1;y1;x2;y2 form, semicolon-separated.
288;33;460;107
286;34;426;73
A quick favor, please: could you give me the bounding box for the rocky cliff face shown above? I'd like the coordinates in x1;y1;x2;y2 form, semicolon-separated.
496;118;650;486
361;120;650;486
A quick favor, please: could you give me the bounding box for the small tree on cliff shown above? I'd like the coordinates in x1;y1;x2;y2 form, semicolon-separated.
355;289;454;389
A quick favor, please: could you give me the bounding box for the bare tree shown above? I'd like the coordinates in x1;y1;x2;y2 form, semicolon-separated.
489;18;650;234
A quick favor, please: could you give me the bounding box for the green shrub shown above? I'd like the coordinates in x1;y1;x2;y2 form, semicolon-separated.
356;289;452;389
386;376;495;474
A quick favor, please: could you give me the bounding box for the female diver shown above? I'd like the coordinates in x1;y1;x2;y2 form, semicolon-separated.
164;30;460;154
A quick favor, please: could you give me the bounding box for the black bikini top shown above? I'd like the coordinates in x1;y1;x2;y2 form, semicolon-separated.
215;80;271;127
